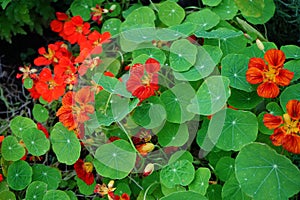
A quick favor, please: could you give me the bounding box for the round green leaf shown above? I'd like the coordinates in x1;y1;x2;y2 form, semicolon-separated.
10;116;36;137
32;164;62;190
221;54;254;92
185;9;220;31
0;191;16;200
242;0;275;24
235;143;300;200
0;181;9;192
93;139;136;179
281;45;300;60
32;104;49;122
50;123;81;165
157;122;189;147
212;0;238;20
160;191;207;200
102;18;122;37
161;184;186;196
65;191;77;200
228;88;263;109
1;136;25;161
173;45;222;81
24;77;33;89
25;181;47;200
70;0;94;21
160;82;195;123
202;0;221;6
123;6;156;24
206;184;222;200
188;76;231;116
214;109;258;151
158;1;185;26
241;42;277;58
160;160;195;188
132;48;166;64
222;174;251;200
115;182;131;196
168;150;193;164
284;60;300;82
280;83;300;112
42;190;70;200
235;0;264;17
169;39;197;71
75;176;96;195
7;160;32;190
22;128;50;156
189;168;211;195
215;156;235;181
207;150;232;168
266;102;284;116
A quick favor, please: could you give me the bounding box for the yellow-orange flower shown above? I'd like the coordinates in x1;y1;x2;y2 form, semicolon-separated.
246;49;294;98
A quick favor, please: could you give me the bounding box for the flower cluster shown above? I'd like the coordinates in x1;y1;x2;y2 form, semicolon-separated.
94;180;130;200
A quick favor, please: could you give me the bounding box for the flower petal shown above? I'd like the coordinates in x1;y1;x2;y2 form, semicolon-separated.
257;81;280;98
282;134;300;154
264;49;285;69
145;58;160;74
263;113;283;129
270;127;286;146
246;67;264;84
248;58;267;70
275;69;294;86
286;100;300;120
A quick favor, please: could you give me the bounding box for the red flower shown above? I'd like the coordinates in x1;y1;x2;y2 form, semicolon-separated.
54;57;78;89
37;123;49;138
246;49;294;98
108;192;130;200
56;87;94;130
126;58;160;102
50;12;69;33
63;16;90;45
78;56;101;76
35;68;66;102
74;159;94;185
263;99;300;154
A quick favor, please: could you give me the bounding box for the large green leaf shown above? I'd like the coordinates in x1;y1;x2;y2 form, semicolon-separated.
234;0;264;17
242;0;275;25
1;136;25;161
50;123;81;165
228;88;263;110
222;174;251;200
189;168;211;195
101;18;122;37
70;0;95;21
7;160;32;191
213;109;258;151
212;0;238;20
10;116;36;138
22;127;50;156
157;122;189;147
169;39;197;72
281;45;300;60
42;190;70;200
235;143;300;200
157;1;185;26
160;160;195;188
160;191;207;200
241;42;277;58
32;164;62;190
93;139;136;179
25;181;47;200
279;83;300;112
188;76;231;116
156;23;196;41
185;9;220;31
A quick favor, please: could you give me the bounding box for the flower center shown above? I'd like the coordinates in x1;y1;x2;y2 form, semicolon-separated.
83;162;93;173
48;80;57;90
283;113;299;134
141;74;151;86
264;66;278;82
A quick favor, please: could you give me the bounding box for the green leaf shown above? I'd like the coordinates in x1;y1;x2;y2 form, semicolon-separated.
1;136;25;161
95;90;115;126
65;191;78;200
281;45;300;59
157;122;189;147
284;60;300;82
25;181;47;200
7;160;32;191
202;0;221;6
102;18;122;37
132;48;166;64
266;102;284;116
10;116;36;138
75;176;96;195
189;168;211;195
207;150;232;168
22;128;50;156
93;139;136;179
234;0;264;17
187;76;231;116
24;78;33;89
161;184;186;196
215;157;235;181
235;143;300;199
160;160;195;188
228;88;263;109
185;9;220;31
160;83;195;123
115;182;132;196
241;42;277;58
257;112;273;135
222;174;251;200
1;0;11;9
156;23;196;41
280;83;300;112
168;150;193;164
206;184;222;200
0;191;15;200
42;190;70;200
173;45;222;81
105;3;121;17
32;104;49;122
123;6;155;25
212;0;238;20
50;123;81;165
169;39;197;71
70;0;93;21
160;191;208;200
221;54;254;92
213;109;258;151
32;164;62;190
157;1;185;26
242;0;275;24
122;4;143;19
195;28;243;39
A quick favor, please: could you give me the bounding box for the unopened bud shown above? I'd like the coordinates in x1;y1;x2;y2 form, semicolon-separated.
243;33;251;40
143;163;154;177
109;4;116;12
256;39;264;51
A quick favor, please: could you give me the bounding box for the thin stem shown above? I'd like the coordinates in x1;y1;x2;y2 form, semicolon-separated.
128;175;144;190
143;182;159;200
117;121;138;153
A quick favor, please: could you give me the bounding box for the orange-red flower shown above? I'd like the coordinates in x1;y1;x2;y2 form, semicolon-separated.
35;68;66;102
246;49;294;98
91;5;108;25
263;99;300;154
94;180;116;197
126;58;160;102
56;87;94;130
54;57;78;89
108;191;130;200
131;129;155;156
63;16;90;45
74;159;94;185
50;12;69;34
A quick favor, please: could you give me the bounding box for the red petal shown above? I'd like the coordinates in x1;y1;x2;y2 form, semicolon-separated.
75;87;94;104
50;20;63;33
145;58;160;74
282;134;300;154
248;58;267;70
264;49;285;69
56;12;68;21
246;68;264;84
275;69;294;86
270;127;286;146
34;57;52;66
286;100;300;120
257;82;279;98
71;16;84;26
263;113;283;129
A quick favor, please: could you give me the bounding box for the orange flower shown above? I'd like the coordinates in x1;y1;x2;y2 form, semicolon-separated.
63;16;90;45
56;87;94;130
131;129;155;156
263;99;300;154
246;49;294;98
74;159;94;185
94;180;116;197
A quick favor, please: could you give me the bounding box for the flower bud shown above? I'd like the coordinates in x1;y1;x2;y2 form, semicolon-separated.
143;163;154;177
256;39;265;51
109;4;116;12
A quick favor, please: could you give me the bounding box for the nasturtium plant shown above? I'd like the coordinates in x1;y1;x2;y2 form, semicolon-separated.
25;181;47;200
22;127;50;156
189;167;211;195
7;160;32;191
32;164;62;190
42;190;70;200
1;135;25;161
10;116;36;138
32;104;49;122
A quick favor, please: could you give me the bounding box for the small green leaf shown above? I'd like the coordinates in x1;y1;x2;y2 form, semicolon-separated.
32;164;62;190
75;176;96;195
235;143;300;199
242;0;275;25
1;0;11;9
207;150;232;168
160;191;207;200
228;88;263;109
185;9;220;31
234;0;264;17
158;1;185;26
202;0;221;6
266;102;284;116
160;160;195;188
42;190;70;200
0;191;16;200
10;116;36;138
102;18;122;37
25;181;47;200
32;104;49;122
169;39;197;71
280;83;300;112
157;122;189;147
284;60;300;82
206;184;222;200
215;157;235;181
132;48;166;64
222;174;251;200
281;45;300;59
7;160;32;191
24;78;33;89
212;0;238;20
189;168;211;195
161;184;186;196
50;123;81;165
1;136;25;161
22;128;50;156
70;0;93;21
168;150;193;164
